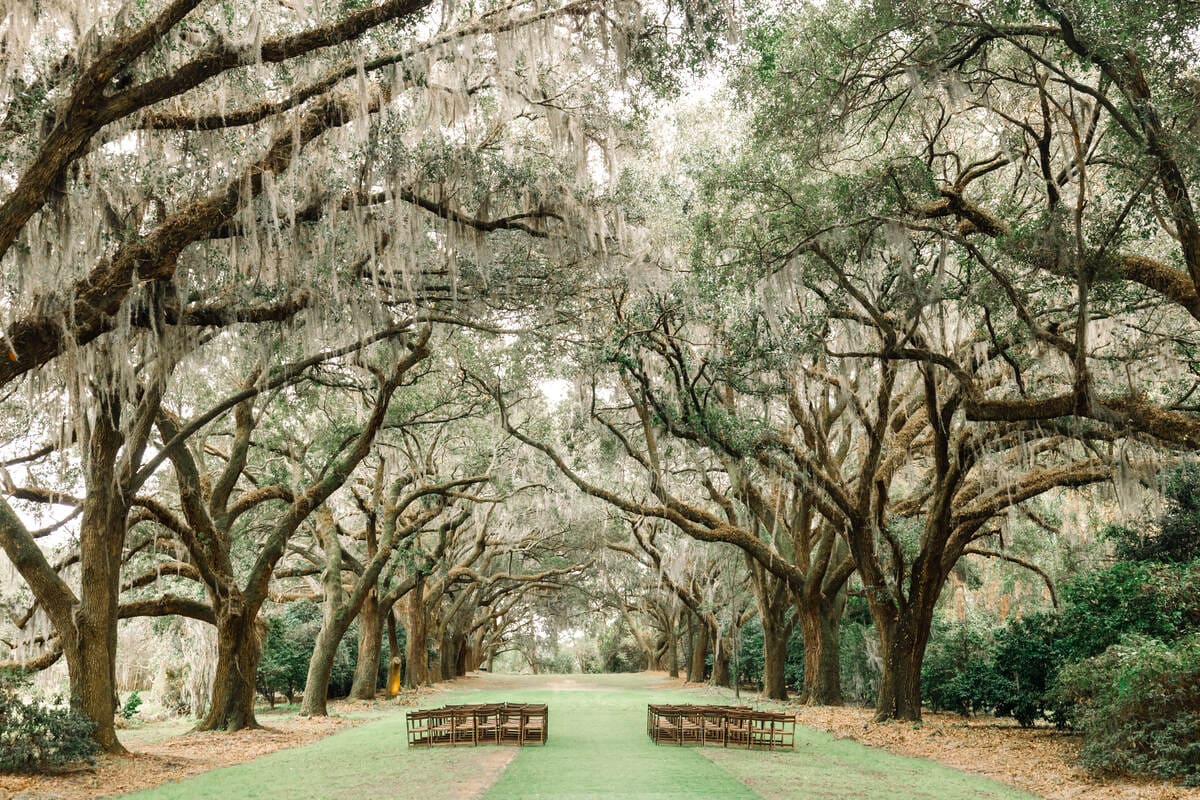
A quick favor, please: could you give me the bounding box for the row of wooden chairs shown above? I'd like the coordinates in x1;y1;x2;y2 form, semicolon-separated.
646;704;796;750
406;702;548;747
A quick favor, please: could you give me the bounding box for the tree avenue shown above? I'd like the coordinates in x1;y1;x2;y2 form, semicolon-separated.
1;0;1199;789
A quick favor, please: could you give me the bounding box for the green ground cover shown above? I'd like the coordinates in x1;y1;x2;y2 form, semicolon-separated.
119;673;1038;800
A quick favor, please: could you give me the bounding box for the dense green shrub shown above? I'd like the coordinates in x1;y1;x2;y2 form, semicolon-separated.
988;613;1066;727
1055;634;1200;786
256;601;363;704
0;671;97;773
1057;560;1200;660
535;651;577;674
922;616;998;716
595;619;645;673
257;613;311;706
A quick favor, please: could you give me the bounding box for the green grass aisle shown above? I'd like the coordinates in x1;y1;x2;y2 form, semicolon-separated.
476;678;759;800
118;673;1040;800
117;711;515;800
700;726;1037;800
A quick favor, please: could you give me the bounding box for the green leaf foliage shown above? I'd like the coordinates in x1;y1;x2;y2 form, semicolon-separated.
0;671;97;773
1055;634;1200;786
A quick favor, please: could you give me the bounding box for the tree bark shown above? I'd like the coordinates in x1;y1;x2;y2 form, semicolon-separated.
438;629;458;681
70;402;131;753
750;560;794;701
403;579;429;688
300;620;344;716
666;614;679;678
873;610;933;722
761;621;789;700
799;590;845;705
687;616;708;683
201;606;262;731
711;642;731;688
349;589;382;699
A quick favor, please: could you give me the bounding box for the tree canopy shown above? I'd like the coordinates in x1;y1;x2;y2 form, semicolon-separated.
2;0;1200;785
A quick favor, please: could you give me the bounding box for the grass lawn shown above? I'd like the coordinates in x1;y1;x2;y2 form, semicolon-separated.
118;673;1039;800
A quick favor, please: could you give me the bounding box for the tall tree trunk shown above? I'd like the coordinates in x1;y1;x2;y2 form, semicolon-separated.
761;622;789;700
455;634;470;676
349;589;382;700
711;641;731;688
688;617;708;683
799;590;845;705
439;629;457;681
684;614;695;678
300;620;347;716
72;524;123;752
200;604;262;731
403;580;428;689
467;628;485;672
301;510;350;716
651;637;668;671
72;407;129;752
873;595;937;721
748;559;794;700
666;616;679;678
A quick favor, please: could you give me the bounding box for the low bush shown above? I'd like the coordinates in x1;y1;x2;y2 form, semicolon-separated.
989;613;1066;727
1055;634;1200;786
922;616;997;716
119;689;142;720
0;671;97;773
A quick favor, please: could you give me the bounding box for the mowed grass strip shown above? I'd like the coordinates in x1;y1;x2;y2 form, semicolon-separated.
117;710;516;800
700;727;1039;800
477;681;760;800
118;673;1043;800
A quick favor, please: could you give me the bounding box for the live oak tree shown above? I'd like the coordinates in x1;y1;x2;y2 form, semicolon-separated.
693;113;1128;720
0;0;667;749
473;347;827;699
732;0;1200;449
607;518;752;686
0;346;169;752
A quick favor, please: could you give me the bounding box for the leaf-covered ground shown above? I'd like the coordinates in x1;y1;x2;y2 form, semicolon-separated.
795;705;1200;800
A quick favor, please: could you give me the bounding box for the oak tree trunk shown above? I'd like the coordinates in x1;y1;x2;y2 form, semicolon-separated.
761;623;789;700
403;581;429;688
711;642;731;688
874;613;930;722
799;591;845;705
349;589;382;700
688;618;709;683
71;407;129;753
300;620;347;716
438;629;457;681
666;619;679;679
200;607;262;731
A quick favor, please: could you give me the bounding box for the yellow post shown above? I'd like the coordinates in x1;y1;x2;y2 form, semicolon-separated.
387;656;403;697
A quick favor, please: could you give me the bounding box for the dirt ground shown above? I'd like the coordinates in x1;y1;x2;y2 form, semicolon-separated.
0;693;437;800
796;705;1200;800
